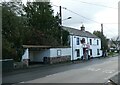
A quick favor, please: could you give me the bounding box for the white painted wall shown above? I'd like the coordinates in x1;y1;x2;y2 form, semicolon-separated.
50;48;71;57
88;38;102;57
70;35;83;60
29;48;71;62
70;35;102;60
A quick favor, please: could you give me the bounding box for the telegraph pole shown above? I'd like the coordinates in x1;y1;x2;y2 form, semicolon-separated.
101;23;103;35
59;6;63;45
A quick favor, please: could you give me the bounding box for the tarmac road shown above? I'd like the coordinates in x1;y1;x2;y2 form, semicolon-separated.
2;56;118;84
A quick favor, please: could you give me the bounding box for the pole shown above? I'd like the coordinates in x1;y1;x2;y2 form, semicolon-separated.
59;6;62;25
72;34;74;61
59;6;63;45
101;23;103;35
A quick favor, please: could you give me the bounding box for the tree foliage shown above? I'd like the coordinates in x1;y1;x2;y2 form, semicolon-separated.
22;2;62;46
2;2;24;61
2;1;69;61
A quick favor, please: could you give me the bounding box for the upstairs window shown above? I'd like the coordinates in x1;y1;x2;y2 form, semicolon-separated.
81;38;85;43
76;37;80;45
90;39;92;45
97;40;99;45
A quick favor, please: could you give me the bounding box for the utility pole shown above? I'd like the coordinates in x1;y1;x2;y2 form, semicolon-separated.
101;23;104;55
101;23;103;35
59;6;63;45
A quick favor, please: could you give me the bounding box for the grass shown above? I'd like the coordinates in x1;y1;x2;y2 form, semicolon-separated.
108;52;118;57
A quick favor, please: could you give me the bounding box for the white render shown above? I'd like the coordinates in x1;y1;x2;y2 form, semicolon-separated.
22;48;29;60
29;48;71;62
50;48;71;57
70;35;102;60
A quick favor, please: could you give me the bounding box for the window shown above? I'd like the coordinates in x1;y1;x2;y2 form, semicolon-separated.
90;49;92;55
76;49;80;57
81;38;85;43
57;50;61;56
97;49;100;55
76;37;80;45
90;39;92;45
97;40;99;45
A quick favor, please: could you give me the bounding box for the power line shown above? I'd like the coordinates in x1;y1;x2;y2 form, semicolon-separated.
51;4;118;37
75;0;118;9
51;4;118;25
51;0;118;9
65;8;118;37
51;4;59;7
51;4;100;24
103;23;119;24
63;7;100;23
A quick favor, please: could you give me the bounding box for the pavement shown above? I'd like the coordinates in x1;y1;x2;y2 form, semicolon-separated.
109;72;119;84
104;72;119;85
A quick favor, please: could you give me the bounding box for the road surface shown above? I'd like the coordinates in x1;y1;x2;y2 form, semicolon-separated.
2;56;118;84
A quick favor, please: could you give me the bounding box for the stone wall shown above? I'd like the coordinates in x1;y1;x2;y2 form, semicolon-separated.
43;56;71;64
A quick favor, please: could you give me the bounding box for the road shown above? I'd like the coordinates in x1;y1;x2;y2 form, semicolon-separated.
2;56;118;84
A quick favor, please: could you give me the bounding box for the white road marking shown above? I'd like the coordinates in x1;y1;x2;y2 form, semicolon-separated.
20;81;25;83
87;68;101;71
103;70;115;74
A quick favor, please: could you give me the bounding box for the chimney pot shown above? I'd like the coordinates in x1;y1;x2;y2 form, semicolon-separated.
81;25;85;31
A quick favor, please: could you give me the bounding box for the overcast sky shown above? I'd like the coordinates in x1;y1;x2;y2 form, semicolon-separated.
9;0;119;38
50;0;119;39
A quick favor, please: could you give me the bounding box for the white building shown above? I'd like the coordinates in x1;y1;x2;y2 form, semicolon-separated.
63;25;102;60
22;25;102;65
22;45;71;64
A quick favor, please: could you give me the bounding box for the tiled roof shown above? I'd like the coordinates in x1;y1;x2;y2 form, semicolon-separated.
62;26;99;38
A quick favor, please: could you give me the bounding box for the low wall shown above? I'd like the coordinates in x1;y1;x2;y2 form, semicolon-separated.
2;59;14;72
43;56;71;64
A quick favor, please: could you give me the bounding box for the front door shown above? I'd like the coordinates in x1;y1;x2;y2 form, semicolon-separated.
83;48;88;60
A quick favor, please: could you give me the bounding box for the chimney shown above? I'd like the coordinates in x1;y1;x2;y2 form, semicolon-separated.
81;24;85;31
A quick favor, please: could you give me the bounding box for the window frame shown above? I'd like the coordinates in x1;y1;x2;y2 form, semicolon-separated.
57;50;61;56
76;37;80;45
97;40;99;45
90;39;92;45
97;49;100;55
90;49;92;55
76;49;80;57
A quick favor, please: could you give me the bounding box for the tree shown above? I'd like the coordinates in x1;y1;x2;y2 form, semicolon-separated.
2;1;69;61
23;2;69;46
2;2;24;61
93;31;108;51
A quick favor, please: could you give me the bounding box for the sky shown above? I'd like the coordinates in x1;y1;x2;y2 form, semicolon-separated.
50;0;119;39
3;0;119;39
